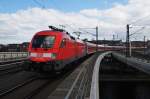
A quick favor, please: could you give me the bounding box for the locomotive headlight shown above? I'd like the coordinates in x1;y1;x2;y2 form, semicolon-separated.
51;53;56;59
43;53;51;57
43;53;56;59
30;53;37;57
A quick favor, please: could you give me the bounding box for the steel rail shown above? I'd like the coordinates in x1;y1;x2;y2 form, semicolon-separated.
24;80;51;99
0;61;24;68
0;76;38;97
0;61;25;76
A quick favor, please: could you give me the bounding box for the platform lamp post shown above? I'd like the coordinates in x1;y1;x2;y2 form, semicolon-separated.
79;26;99;52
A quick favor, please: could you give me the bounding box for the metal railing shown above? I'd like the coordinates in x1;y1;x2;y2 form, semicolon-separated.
0;52;28;61
90;52;111;99
65;52;111;99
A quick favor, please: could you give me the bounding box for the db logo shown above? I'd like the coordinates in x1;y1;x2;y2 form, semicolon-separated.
37;53;43;57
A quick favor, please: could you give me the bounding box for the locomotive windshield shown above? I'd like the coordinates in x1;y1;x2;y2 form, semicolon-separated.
32;35;55;48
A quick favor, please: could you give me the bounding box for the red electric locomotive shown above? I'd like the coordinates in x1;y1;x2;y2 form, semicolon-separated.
24;26;127;72
25;26;89;72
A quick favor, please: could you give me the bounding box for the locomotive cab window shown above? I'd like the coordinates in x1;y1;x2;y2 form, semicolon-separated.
60;39;66;48
32;35;55;48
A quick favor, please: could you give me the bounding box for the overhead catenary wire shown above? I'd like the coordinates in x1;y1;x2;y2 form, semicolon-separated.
33;0;45;8
32;0;86;38
130;14;150;25
33;0;97;39
33;0;67;27
129;27;145;36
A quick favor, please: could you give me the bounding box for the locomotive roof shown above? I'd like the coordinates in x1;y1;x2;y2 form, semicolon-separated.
35;30;87;44
76;39;85;43
35;30;67;36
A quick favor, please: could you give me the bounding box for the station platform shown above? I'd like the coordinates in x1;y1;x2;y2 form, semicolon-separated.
47;53;100;99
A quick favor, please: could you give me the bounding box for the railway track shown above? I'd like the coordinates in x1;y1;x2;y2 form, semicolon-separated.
0;76;38;97
0;75;54;99
0;55;92;99
0;58;27;65
24;79;51;99
0;72;67;99
0;61;25;76
0;71;38;95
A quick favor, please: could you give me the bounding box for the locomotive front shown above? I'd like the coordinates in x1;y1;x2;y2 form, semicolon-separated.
24;30;62;72
29;33;56;62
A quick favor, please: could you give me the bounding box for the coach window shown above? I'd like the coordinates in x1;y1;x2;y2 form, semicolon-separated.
60;39;66;48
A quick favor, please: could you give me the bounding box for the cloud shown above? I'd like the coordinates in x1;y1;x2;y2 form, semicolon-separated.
80;0;150;40
0;7;100;44
1;0;150;44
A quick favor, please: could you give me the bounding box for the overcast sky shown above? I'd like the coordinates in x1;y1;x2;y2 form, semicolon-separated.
0;0;150;44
